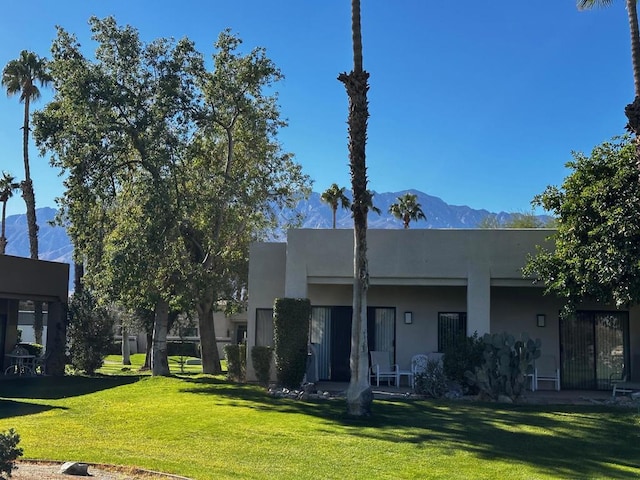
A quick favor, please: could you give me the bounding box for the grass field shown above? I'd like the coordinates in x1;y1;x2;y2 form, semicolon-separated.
98;353;209;375
1;373;640;479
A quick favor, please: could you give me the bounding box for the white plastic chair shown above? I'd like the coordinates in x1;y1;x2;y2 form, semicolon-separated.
411;354;429;388
534;355;560;391
369;351;399;387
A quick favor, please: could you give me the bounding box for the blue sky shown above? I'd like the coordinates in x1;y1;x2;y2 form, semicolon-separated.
0;1;632;217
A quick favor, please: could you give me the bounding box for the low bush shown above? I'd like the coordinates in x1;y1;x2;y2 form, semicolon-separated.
0;428;23;479
251;346;273;387
443;332;484;394
224;344;246;382
414;358;448;398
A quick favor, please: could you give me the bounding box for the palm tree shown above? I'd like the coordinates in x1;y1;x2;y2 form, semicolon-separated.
389;193;427;229
0;172;19;254
339;0;373;417
321;183;351;228
2;50;52;260
578;1;640;137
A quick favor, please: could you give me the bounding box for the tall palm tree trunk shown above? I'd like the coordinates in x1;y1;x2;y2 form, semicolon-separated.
0;199;7;254
339;0;373;416
21;96;38;260
22;93;44;344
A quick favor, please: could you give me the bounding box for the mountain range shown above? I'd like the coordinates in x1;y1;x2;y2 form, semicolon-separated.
3;190;546;270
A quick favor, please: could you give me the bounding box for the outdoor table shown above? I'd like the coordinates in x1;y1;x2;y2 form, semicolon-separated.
4;353;35;375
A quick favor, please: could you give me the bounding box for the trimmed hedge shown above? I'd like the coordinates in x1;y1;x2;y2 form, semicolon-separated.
273;298;310;389
224;344;246;382
251;346;273;387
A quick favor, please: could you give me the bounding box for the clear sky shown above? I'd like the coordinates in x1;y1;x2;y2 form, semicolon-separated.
0;1;632;217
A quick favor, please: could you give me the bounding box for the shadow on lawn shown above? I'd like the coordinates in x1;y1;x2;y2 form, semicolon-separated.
0;375;141;400
0;398;67;419
179;376;640;479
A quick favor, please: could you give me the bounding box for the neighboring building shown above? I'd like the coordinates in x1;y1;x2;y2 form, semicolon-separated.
247;229;640;390
115;310;247;359
0;255;69;374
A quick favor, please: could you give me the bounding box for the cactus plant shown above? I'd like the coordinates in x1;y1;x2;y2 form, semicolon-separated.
465;332;541;401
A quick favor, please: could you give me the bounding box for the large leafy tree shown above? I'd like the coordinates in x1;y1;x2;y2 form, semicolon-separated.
321;183;351;228
339;0;373;416
389;192;427;229
34;18;309;376
524;136;640;313
182;30;309;374
0;172;19;254
2;50;52;260
34;17;202;375
578;1;640;144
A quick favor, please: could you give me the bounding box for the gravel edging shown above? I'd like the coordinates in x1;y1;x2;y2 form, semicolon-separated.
11;460;192;480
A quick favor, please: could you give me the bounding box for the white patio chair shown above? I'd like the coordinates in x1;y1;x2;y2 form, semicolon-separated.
411;354;429;389
534;355;560;391
369;351;399;387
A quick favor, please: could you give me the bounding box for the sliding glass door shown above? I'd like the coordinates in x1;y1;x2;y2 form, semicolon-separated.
560;311;628;390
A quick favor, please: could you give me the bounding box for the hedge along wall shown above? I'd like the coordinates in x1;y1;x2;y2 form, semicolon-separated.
273;298;311;389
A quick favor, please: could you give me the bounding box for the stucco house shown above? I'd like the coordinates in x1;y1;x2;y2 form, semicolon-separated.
246;229;640;390
0;254;69;375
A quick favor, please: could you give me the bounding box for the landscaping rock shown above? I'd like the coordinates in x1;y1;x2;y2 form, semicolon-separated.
60;461;89;476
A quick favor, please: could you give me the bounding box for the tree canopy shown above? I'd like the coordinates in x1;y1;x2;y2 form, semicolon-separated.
389;193;426;229
34;17;310;375
320;183;351;228
524;135;640;313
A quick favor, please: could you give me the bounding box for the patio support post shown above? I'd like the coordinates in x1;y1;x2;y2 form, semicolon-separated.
44;300;67;376
467;263;491;336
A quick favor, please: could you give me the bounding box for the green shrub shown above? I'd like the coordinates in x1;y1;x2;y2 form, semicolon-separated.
443;332;484;394
67;290;115;375
465;332;541;401
414;358;448;398
0;428;23;479
224;344;246;382
251;346;273;387
18;343;43;358
273;298;310;389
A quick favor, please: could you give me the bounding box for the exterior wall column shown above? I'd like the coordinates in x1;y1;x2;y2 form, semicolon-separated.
45;300;67;376
467;263;491;336
284;241;308;299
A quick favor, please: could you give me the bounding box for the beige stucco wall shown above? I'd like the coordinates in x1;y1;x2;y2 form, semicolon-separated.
247;228;557;381
246;242;287;378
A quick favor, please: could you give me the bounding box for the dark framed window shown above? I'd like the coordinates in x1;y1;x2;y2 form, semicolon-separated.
255;309;274;347
438;312;467;353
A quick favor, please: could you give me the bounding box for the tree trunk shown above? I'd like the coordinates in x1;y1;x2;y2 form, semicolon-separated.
22;97;38;260
340;0;373;417
0;199;7;254
121;325;131;365
627;0;640;98
151;298;170;376
197;300;222;375
142;332;152;371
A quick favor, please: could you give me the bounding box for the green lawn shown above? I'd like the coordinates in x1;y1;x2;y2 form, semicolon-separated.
98;353;209;375
1;374;639;479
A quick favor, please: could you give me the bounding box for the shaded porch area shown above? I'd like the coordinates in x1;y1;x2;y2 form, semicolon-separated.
0;255;69;376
